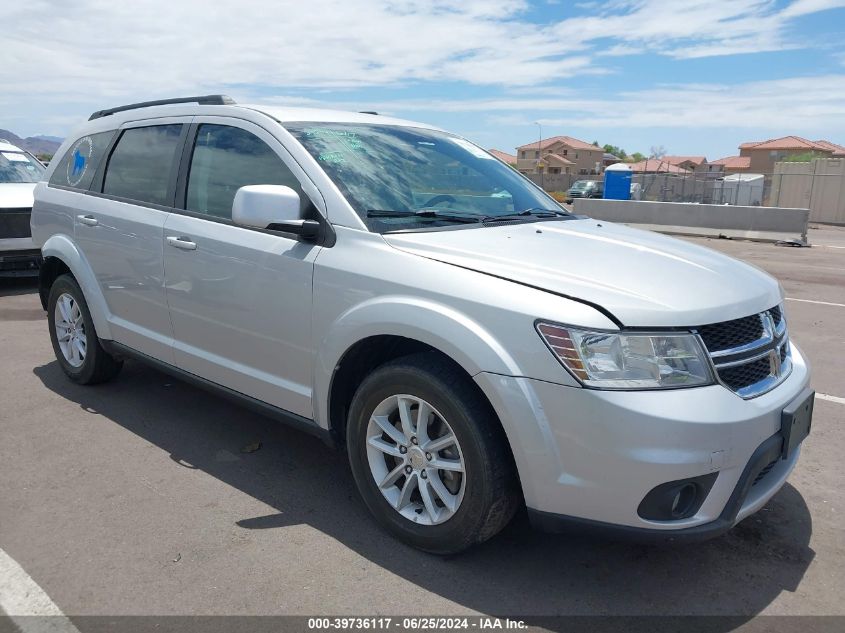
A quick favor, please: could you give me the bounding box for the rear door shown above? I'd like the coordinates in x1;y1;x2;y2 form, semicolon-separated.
162;118;321;418
75;118;190;362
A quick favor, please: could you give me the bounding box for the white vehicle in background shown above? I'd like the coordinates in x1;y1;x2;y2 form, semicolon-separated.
0;138;45;277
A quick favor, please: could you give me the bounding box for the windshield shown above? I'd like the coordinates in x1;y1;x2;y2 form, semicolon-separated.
285;123;563;232
0;150;45;184
570;180;593;190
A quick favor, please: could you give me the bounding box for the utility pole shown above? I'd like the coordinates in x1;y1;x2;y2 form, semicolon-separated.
534;122;543;190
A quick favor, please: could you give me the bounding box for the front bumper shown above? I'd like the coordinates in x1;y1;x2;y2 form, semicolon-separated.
474;345;811;537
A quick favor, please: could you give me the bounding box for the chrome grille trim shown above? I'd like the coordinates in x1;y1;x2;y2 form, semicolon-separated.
695;305;792;399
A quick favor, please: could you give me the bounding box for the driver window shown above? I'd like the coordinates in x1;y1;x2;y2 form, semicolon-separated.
186;124;303;220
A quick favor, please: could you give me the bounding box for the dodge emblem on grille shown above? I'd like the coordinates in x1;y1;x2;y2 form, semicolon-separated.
769;349;782;377
761;311;775;338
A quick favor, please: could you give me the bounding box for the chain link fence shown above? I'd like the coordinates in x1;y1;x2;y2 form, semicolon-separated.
518;156;845;224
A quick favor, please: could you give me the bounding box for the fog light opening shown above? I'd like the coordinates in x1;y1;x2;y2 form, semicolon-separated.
670;483;698;518
637;472;718;521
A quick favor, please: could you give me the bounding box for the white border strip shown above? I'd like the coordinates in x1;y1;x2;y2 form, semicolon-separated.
0;548;80;632
818;393;845;406
786;297;845;308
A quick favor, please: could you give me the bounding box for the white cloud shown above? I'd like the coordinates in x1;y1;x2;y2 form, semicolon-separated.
1;0;844;134
351;74;845;133
2;1;842;92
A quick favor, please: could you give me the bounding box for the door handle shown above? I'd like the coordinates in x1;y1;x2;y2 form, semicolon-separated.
77;214;99;227
166;236;197;251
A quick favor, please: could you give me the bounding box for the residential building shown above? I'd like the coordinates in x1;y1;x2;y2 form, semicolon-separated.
487;149;517;166
737;136;845;173
663;156;710;174
603;152;621;168
515;136;603;176
710;156;751;175
627;159;691;174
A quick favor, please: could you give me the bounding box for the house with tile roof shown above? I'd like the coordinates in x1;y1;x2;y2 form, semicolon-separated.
737;136;844;173
710;155;751;174
661;155;717;175
627;158;691;174
515;135;603;177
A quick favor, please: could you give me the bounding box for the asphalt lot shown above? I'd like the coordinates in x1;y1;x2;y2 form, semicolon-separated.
0;224;843;627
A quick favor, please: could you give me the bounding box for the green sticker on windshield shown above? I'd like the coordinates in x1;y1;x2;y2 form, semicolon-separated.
305;127;367;164
318;151;346;164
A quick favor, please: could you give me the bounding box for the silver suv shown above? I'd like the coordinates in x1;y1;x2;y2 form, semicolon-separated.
31;96;814;553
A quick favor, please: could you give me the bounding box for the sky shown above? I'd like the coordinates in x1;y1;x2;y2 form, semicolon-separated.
3;0;845;159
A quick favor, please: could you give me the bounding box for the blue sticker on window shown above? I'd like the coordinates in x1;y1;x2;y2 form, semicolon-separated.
66;136;94;187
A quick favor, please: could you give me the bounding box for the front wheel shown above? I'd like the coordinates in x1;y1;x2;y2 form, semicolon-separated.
47;274;123;384
347;353;520;554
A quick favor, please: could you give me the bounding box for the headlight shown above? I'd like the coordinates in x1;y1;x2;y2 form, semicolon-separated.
536;322;714;389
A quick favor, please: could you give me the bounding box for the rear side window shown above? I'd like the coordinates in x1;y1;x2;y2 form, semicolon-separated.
186;124;302;219
103;125;183;206
48;131;115;190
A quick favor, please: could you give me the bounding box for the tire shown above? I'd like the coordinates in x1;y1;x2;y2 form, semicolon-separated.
47;274;123;385
347;352;520;554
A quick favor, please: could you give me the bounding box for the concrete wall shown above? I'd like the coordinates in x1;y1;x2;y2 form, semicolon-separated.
573;198;810;244
772;158;845;225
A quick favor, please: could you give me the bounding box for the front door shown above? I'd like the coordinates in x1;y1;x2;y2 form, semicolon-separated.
162;119;320;418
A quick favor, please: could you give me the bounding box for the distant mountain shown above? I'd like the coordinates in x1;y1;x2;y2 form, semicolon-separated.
0;129;63;157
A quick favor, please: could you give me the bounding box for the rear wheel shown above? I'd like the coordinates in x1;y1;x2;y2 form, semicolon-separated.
47;274;123;384
347;353;520;554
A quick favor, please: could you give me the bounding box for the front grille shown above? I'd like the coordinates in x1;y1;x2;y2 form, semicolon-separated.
698;314;763;352
719;356;772;391
0;208;33;239
696;305;791;398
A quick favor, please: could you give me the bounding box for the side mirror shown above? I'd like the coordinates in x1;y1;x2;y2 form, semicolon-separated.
232;185;320;240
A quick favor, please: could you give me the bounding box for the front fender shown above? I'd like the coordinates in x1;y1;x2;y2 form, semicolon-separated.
313;295;522;430
41;234;112;340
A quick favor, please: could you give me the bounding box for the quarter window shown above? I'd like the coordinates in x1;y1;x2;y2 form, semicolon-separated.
103;125;183;206
49;131;115;190
186;125;302;219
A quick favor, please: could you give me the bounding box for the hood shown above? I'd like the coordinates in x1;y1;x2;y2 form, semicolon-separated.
383;219;781;327
0;183;37;209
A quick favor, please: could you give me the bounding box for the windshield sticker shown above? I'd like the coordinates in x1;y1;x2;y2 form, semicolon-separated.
1;152;29;162
450;138;494;159
306;128;363;148
318;151;346;164
67;136;94;187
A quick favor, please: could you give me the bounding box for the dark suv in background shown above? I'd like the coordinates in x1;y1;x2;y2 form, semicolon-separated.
565;179;603;204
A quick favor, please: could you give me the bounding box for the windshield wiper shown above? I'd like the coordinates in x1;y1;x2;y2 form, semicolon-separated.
366;209;482;224
480;208;571;223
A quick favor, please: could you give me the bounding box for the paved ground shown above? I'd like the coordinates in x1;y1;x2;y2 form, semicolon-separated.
0;225;843;627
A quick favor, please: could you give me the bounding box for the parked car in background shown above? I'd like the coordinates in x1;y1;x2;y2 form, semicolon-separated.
32;96;812;554
0;138;45;277
565;179;603;204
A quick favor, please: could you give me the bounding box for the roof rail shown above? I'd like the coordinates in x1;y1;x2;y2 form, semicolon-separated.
359;111;379;115
88;95;236;121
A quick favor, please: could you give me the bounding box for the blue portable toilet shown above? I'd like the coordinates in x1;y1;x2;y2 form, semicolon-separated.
603;162;632;200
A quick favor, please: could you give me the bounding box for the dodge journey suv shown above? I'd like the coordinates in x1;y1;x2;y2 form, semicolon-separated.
32;95;813;554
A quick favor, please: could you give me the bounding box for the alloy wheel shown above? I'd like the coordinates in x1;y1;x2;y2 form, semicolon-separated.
365;394;466;525
54;292;87;368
